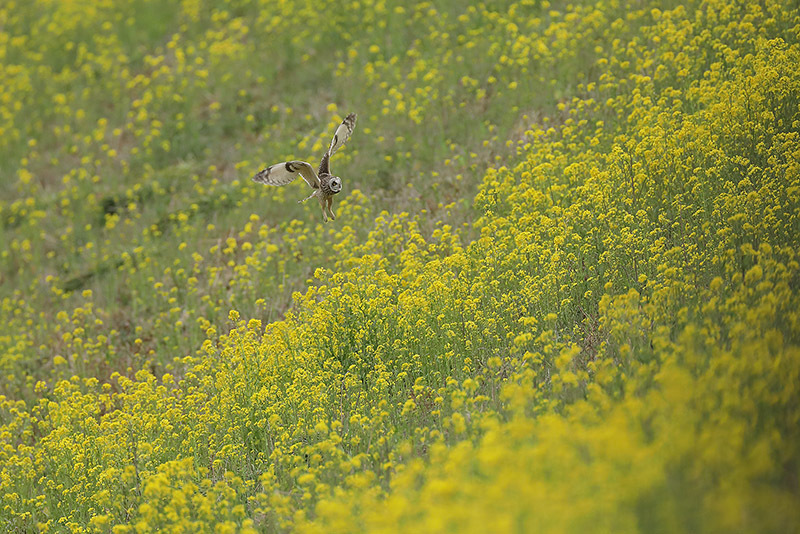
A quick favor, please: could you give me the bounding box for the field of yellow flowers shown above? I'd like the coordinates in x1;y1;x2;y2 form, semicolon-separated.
1;0;799;532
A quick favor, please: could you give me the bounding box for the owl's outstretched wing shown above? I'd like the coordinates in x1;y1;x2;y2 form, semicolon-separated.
318;113;357;176
253;160;320;189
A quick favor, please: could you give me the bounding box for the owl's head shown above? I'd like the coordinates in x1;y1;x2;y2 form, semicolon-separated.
329;176;342;194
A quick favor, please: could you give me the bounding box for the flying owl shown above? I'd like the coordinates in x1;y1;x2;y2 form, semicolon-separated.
253;113;357;222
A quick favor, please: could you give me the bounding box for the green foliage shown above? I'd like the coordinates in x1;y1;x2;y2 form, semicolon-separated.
1;0;799;532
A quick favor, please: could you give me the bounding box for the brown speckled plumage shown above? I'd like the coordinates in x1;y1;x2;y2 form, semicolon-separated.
253;113;356;222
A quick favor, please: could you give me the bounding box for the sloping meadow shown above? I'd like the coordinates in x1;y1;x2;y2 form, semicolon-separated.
2;1;800;532
0;0;631;401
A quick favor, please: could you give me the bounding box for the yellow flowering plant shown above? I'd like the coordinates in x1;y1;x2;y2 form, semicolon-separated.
1;0;799;532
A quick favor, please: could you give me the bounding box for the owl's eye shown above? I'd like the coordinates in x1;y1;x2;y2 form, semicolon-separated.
330;177;342;192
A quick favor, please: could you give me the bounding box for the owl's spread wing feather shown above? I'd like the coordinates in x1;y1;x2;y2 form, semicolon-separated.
253;160;319;189
318;113;357;175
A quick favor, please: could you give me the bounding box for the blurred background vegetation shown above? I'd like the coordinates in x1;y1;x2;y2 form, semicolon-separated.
2;0;611;396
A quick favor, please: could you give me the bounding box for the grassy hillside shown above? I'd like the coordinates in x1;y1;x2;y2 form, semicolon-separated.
1;0;799;532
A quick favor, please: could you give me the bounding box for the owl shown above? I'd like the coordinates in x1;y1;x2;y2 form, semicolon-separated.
253;113;357;222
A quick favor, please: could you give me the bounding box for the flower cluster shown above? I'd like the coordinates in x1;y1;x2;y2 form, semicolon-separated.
1;0;799;532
